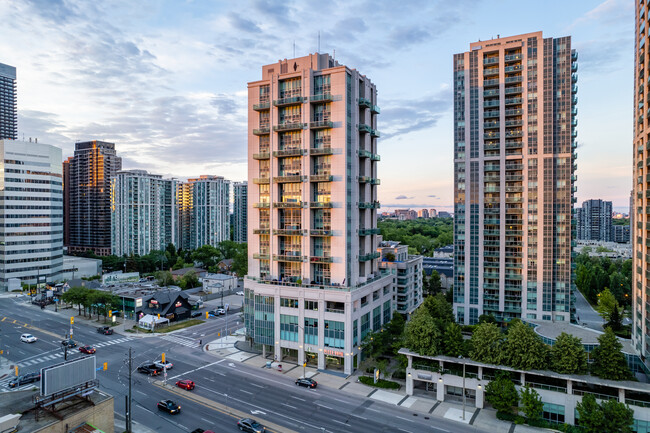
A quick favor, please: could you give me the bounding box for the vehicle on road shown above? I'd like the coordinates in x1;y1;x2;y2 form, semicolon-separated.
97;326;114;335
295;377;317;388
157;399;181;414
79;345;96;354
61;339;77;348
175;379;195;390
208;309;224;316
191;429;215;433
8;372;41;388
20;333;37;343
154;360;173;370
137;363;163;376
191;311;203;318
237;418;265;433
236;291;244;296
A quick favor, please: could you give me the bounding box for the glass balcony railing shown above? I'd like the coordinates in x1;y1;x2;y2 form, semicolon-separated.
273;122;306;132
310;256;334;263
310;202;333;208
358;149;371;158
273;148;304;157
273;254;306;262
273;201;304;208
484;111;500;118
273;175;306;183
371;129;380;138
483;57;499;65
504;54;522;63
253;177;270;184
253;202;270;208
359;97;372;108
358;123;372;133
359;252;380;262
310;120;334;129
310;93;333;103
371;105;380;114
253;152;270;160
273;96;305;106
359;201;380;209
253;127;270;135
253;101;270;111
371;153;381;161
504;76;522;84
484;122;500;129
253;228;270;234
504;65;522;73
311;147;334;155
310;229;333;236
273;228;306;236
253;253;270;260
311;172;333;182
504;97;523;105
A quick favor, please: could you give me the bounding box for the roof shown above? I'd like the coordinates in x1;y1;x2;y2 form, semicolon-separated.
530;320;635;354
218;259;233;266
203;273;237;280
170;267;206;276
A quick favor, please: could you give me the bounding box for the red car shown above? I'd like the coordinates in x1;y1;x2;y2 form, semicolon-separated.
79;345;96;354
175;379;195;390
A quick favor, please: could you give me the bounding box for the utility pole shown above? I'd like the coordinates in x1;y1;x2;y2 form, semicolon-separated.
127;346;133;433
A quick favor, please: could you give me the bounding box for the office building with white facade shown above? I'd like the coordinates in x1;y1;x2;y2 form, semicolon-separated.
233;181;248;243
453;32;578;325
377;238;423;316
0;139;63;290
244;53;393;375
111;170;177;256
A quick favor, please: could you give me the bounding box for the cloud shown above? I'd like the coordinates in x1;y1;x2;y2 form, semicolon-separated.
569;0;633;30
427;195;439;199
380;91;452;139
395;195;413;200
228;12;262;33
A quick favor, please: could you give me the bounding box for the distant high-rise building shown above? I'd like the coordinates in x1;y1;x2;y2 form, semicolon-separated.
417;209;429;219
429;209;438;218
437;211;452;218
65;141;122;256
244;53;393;375
62;156;72;247
0;140;62;290
0;63;17;140
233;181;248;243
176;182;192;250
612;225;630;244
111;170;177;256
377;238;423;315
395;209;417;220
453;32;577;325
576;199;612;241
181;175;230;250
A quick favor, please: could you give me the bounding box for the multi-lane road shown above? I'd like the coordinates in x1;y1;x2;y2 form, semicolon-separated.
0;295;482;433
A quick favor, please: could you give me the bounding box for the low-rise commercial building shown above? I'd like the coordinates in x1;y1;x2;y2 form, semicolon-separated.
59;255;102;281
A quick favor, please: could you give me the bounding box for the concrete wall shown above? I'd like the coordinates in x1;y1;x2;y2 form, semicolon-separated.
34;395;114;433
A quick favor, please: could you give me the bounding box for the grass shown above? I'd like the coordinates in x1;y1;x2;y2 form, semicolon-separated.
358;375;401;390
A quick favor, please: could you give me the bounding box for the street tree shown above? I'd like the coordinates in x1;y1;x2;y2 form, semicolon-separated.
502;320;548;370
404;307;442;356
423;293;454;329
550;332;588;375
61;286;89;316
606;304;623;332
591;327;631;380
442;322;464;357
485;372;518;415
597;288;619;322
519;385;543;422
576;394;606;432
576;393;634;433
180;271;200;290
470;322;503;364
191;244;223;269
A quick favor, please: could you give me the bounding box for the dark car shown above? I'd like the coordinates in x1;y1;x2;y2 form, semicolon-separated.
157;399;181;414
175;379;195;390
191;311;203;318
295;377;317;388
9;372;41;388
191;429;215;433
138;363;163;376
97;326;114;335
61;339;77;348
79;345;96;354
237;418;265;433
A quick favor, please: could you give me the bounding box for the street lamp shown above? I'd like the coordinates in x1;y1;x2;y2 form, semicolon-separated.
458;355;466;420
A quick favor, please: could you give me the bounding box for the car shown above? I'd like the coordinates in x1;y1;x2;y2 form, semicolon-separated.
191;311;203;318
157;399;181;414
154;360;173;370
216;308;226;315
79;345;96;354
61;339;77;348
175;379;195;390
236;291;244;296
97;326;114;335
191;429;215;433
138;364;163;376
295;377;317;388
237;418;265;433
20;333;37;343
8;372;41;388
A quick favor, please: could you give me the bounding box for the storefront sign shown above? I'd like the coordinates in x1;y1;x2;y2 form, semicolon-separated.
175;301;182;308
323;349;344;357
135;298;143;308
417;373;432;380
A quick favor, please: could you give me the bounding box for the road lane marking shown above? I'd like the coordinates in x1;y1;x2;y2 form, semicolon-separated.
290;396;306;401
1;317;5;321
240;389;253;395
315;403;333;410
396;416;414;423
200;417;211;423
332;420;349;426
351;414;367;420
282;403;297;409
251;383;264;388
167;359;224;381
397;429;412;433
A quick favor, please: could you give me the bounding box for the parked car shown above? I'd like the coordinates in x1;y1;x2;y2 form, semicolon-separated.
138;364;163;376
175;379;195;390
79;345;96;354
20;333;37;343
8;372;41;388
191;311;203;318
154;360;173;370
237;418;265;433
61;339;77;348
97;326;114;335
295;377;317;388
216;308;226;315
157;399;181;414
236;291;244;296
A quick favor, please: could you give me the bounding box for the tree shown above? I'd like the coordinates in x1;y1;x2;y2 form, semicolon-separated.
550;332;588;375
156;270;174;287
576;393;634;433
597;288;618;322
591;327;631;380
172;256;186;271
424;270;442;296
606;304;623;332
478;314;497;325
423;293;454;329
470;322;502;364
61;286;89;316
180;270;200;290
384;312;406;355
404;307;442;356
485;372;518;414
442;322;464;357
576;394;605;433
519;385;543;422
501;320;548;370
191;244;222;269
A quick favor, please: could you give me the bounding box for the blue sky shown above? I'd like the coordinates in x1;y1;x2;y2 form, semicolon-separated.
0;0;633;212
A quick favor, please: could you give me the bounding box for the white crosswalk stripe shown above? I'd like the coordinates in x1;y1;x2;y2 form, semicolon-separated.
160;335;200;348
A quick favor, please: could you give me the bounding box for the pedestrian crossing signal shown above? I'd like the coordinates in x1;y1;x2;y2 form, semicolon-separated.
103;362;107;371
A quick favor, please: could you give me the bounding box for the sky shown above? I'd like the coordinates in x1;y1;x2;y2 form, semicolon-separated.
0;0;634;212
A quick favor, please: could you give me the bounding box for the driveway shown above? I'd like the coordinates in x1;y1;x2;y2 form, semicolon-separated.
574;289;605;331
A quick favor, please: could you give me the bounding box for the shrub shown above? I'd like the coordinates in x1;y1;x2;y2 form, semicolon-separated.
358;376;400;389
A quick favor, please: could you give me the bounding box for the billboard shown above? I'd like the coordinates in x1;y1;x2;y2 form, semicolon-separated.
102;271;140;284
41;356;96;396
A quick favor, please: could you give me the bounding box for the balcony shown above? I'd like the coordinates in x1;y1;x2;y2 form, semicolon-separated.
358;149;371;158
484;132;500;140
273;122;306;132
359;201;380;209
505;119;523;127
484;89;500;97
274;254;307;262
310;229;333;236
359;228;381;235
253;253;270;260
311;172;333;182
273;228;306;236
358;123;372;133
504;87;522;95
253;177;270;184
506;130;523;138
358;175;371;183
311;256;334;263
253;202;270;208
359;252;380;262
505;97;523;106
504;65;522;73
310;93;333;103
273;148;304;157
484;111;500;118
370;178;381;185
571;63;578;72
253;152;270;160
484;68;499;76
310;146;334;156
359;97;372;108
483;57;499;65
505;163;524;171
504;54;522;63
253;228;270;234
371;129;381;138
504;108;523;116
273;201;304;208
484;164;500;172
253;101;270;111
483;78;500;87
371;153;381;161
310;120;334;129
273;96;305;107
310;201;333;208
483;100;500;108
253;127;270;135
273;175;305;183
504;76;522;84
484;121;500;129
371;105;380;114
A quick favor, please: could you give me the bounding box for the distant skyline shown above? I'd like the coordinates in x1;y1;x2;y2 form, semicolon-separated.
0;0;633;212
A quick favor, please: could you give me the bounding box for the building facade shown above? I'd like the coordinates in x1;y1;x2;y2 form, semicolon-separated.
244;53;393;375
453;32;578;324
233;181;248;243
0;63;17;140
65;141;122;256
576;199;612;241
183;175;230;250
612;225;631;244
417;209;429;218
377;238;423;316
111;170;177;256
0;140;63;290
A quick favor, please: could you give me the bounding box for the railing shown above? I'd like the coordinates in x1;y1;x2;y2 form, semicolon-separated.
359;252;380;261
273;96;305;106
371;105;380;114
253;253;270;260
253;228;270;234
359;97;372;108
253;177;270;184
325;308;345;314
359;201;380;209
311;173;333;182
253;202;270;208
273;148;304;157
253;127;270;135
371;153;381;161
358;124;372;133
371;129;380;138
310;120;334;129
273;175;305;183
273;229;306;236
274;122;306;132
573;389;618;401
310;202;333;208
273;201;304;208
253;152;270;160
311;147;334;155
273;254;306;262
245;269;391;292
311;256;334;263
253;101;270;110
626;398;650;408
358;149;371;158
310;229;333;236
310;93;333;103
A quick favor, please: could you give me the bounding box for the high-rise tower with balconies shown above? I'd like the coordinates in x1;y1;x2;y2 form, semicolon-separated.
0;63;17;140
453;32;578;325
244;53;393;375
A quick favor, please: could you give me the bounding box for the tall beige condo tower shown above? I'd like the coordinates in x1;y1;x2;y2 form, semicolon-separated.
453;32;577;325
244;53;393;375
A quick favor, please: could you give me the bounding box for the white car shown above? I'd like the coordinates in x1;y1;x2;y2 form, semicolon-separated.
20;333;37;343
236;291;244;296
216;308;226;315
154;360;173;370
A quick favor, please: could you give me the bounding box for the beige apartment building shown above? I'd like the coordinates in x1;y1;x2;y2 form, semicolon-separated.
453;32;578;325
243;53;393;375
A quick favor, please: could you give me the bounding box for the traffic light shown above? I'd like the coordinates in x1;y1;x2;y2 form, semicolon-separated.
205;311;209;319
108;310;112;318
103;362;107;371
70;317;74;324
14;366;18;376
303;363;307;367
161;353;165;363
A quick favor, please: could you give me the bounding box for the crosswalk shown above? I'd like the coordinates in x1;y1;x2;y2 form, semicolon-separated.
17;337;134;368
0;376;36;391
160;334;201;348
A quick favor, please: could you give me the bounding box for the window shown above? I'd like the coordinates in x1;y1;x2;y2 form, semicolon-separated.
353;319;358;346
280;298;298;308
305;300;319;311
360;312;370;339
373;306;381;331
304;318;318;345
324;320;344;349
280;315;298;342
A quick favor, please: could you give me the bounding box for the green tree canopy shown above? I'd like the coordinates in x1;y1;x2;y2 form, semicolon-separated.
597;288;619;322
591;327;632;380
501;320;548;370
485;372;518;414
404;307;442;356
442;322;464;357
470;322;503;364
156;270;174;287
550;332;588;375
576;393;634;433
423;293;454;328
61;286;89;315
180;270;200;290
519;385;544;422
191;244;222;269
